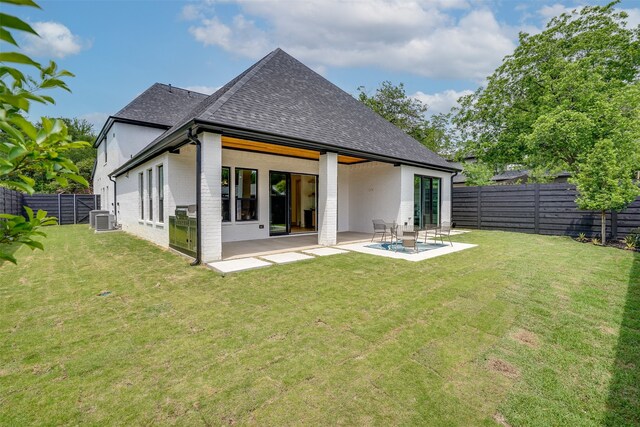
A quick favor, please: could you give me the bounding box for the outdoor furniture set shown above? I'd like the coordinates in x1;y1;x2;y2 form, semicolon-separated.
371;219;453;252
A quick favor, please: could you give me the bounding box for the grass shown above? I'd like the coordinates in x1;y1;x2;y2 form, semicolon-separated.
0;225;638;426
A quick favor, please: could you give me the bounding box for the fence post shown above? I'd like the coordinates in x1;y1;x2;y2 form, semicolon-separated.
73;194;77;224
534;183;540;234
57;193;61;223
476;186;482;230
611;211;618;240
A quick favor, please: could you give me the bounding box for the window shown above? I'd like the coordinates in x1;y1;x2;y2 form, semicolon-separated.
235;168;257;221
138;172;144;219
222;167;230;222
103;138;107;163
147;169;153;221
157;165;164;223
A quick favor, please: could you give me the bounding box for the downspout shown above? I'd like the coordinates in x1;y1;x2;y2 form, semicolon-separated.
108;175;117;225
451;171;458;228
187;128;202;266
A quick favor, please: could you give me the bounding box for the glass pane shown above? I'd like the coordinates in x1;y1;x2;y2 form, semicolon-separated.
431;178;440;225
222;167;230;222
270;172;287;234
414;176;421;228
421;177;430;226
237;199;257;221
236;169;257;199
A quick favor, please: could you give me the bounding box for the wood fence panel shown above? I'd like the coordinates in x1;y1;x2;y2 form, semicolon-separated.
452;183;639;239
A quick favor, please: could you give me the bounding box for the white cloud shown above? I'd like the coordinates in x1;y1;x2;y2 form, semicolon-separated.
23;21;88;58
79;112;109;133
412;89;473;115
185;1;516;80
183;85;220;94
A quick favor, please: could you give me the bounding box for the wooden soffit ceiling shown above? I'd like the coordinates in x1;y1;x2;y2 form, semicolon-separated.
221;136;366;164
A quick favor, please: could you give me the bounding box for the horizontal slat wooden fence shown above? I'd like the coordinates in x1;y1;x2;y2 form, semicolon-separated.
452;183;640;239
0;187;100;225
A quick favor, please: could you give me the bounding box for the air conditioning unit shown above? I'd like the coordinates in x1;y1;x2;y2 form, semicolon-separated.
95;214;115;231
89;210;109;228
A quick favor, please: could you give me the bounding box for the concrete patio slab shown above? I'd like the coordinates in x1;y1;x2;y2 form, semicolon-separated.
261;252;315;264
338;241;477;262
207;257;272;273
302;247;349;256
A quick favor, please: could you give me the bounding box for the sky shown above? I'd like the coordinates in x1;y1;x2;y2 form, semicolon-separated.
5;0;640;132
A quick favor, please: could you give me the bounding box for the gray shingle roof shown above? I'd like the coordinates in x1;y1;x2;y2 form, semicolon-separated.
114;49;458;175
113;83;208;126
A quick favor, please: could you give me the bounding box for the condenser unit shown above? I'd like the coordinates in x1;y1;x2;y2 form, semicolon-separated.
89;210;109;228
95;214;115;231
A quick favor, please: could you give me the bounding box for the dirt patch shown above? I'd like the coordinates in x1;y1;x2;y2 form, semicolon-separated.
493;412;512;427
487;358;520;379
599;325;617;335
511;329;539;348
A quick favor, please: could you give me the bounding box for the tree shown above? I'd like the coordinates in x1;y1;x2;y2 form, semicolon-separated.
0;0;89;263
573;138;640;244
453;1;640;239
357;82;456;156
27;118;97;193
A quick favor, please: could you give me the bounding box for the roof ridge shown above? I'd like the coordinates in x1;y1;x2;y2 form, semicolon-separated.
197;48;280;119
155;83;208;96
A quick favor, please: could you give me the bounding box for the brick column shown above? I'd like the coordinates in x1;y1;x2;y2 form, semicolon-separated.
318;152;338;246
200;132;222;262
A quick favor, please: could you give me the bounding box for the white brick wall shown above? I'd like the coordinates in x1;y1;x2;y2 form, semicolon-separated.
347;162;402;233
116;153;169;246
318;152;338;245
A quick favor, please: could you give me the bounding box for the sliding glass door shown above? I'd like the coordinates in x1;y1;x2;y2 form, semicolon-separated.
269;171;318;236
414;175;440;229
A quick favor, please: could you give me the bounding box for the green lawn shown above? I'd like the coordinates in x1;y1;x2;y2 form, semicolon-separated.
1;226;638;426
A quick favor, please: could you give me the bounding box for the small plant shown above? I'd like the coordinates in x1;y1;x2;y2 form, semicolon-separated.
591;236;601;245
576;232;587;242
624;235;637;250
624;227;640;250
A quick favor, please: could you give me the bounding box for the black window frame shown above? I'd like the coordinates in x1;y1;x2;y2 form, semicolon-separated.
235;168;258;222
157;164;164;223
222;166;231;222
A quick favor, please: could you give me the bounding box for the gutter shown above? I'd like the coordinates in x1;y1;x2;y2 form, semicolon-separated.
187;128;202;266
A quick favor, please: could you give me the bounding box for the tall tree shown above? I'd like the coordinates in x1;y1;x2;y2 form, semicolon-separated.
453;2;640;239
0;0;89;263
357;82;456;156
29;118;97;193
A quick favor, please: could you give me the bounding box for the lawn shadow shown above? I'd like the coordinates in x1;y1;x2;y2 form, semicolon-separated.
604;251;640;426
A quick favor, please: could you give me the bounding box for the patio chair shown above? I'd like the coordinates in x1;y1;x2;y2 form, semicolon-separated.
371;219;387;242
393;227;418;253
418;223;437;243
434;221;453;246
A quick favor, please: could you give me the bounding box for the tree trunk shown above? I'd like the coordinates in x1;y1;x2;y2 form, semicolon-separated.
601;210;606;245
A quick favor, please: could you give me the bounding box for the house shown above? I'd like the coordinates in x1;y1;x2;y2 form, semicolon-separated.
93;48;460;263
